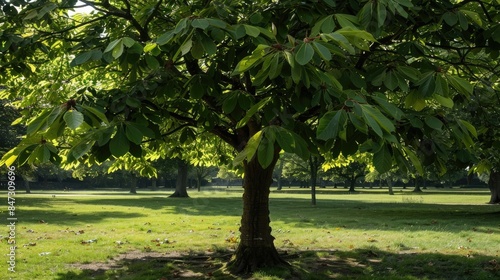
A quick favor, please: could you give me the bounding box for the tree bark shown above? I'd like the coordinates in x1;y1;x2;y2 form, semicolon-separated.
228;147;288;273
24;179;31;194
348;175;356;193
309;156;319;206
129;174;137;194
169;159;190;197
386;178;394;195
488;171;500;204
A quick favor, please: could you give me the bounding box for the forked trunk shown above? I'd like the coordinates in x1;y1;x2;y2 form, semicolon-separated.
170;159;189;198
488;171;500;204
229;148;288;273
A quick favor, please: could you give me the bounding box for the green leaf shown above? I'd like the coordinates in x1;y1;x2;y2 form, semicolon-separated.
376;2;387;27
199;32;217;55
232;44;268;75
443;12;458;26
373;144;392;173
403;146;423;175
360;104;395;135
126;124;144;145
336;27;377;43
112;41;124;59
63;110;84;130
81;105;109;125
295;42;314;65
433;94;454;108
71;51;93;66
180;38;193;56
192;18;210;29
70;141;93;161
236;97;272;128
396;66;420;82
233;131;263;166
189;75;205;99
156;30;175;45
122;37;135;47
424;116;443;131
109;126;130;157
459;119;477;138
312;41;332;61
257;137;275;168
372;95;404;121
447;75;473;97
222;93;238;114
145;55;160;70
243;24;260;37
335;14;359;28
317;110;347;141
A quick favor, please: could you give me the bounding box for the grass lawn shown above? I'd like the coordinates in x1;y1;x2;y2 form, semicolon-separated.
2;187;499;279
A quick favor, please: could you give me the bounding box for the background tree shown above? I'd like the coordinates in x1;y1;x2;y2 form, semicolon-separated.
1;0;496;272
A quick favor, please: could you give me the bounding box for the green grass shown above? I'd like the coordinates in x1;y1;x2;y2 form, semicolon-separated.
2;187;499;279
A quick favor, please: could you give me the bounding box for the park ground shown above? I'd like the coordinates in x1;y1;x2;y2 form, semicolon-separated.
2;187;500;279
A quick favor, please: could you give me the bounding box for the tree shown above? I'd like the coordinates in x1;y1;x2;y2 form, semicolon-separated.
1;0;497;272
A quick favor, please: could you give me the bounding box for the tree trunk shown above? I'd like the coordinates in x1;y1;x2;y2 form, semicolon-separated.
129;174;137;194
412;178;422;193
488;171;500;204
309;156;318;206
348;176;356;193
386;178;394;195
24;179;31;194
228;148;288;273
170;159;189;197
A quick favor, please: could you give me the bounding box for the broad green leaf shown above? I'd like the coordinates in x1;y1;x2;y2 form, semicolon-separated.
335;14;359;28
122;37;135;47
405;91;426;111
317;110;347;141
222;93;238;114
192;18;210;29
433;94;454;108
104;38;122;53
443;12;458;26
360;104;395;135
461;10;482;27
257;137;275;168
447;75;473;97
459;119;477;138
156;30;175;45
70;141;94;161
312;41;332;61
109;126;130;157
373;144;392;173
233;130;263;166
145;55;160;70
424;116;443;131
376;2;387;27
126;124;144;145
396;66;420;82
80;105;109;124
189;75;205;99
336;27;377;43
27;110;51;135
199;32;217;55
232;44;269;75
112;41;124;59
236;97;272;128
180;38;193;55
243;24;260;37
71;51;93;66
404;146;424;175
295;42;314;65
372;95;404;121
144;42;157;53
63;110;84;130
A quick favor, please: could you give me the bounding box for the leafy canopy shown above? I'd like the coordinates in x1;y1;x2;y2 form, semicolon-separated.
1;0;498;175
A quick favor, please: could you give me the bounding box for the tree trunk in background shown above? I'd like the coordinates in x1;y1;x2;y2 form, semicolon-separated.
309;156;319;206
169;159;189;197
386;178;394;195
24;179;31;194
151;179;157;189
488;171;500;204
229;147;287;273
129;174;137;194
348;175;356;193
412;177;422;192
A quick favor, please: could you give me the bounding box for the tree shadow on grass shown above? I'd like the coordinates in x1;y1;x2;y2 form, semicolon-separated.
17;209;147;225
53;248;500;280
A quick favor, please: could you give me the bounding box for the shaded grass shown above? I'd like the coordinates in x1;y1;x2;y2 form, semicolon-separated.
2;187;499;279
